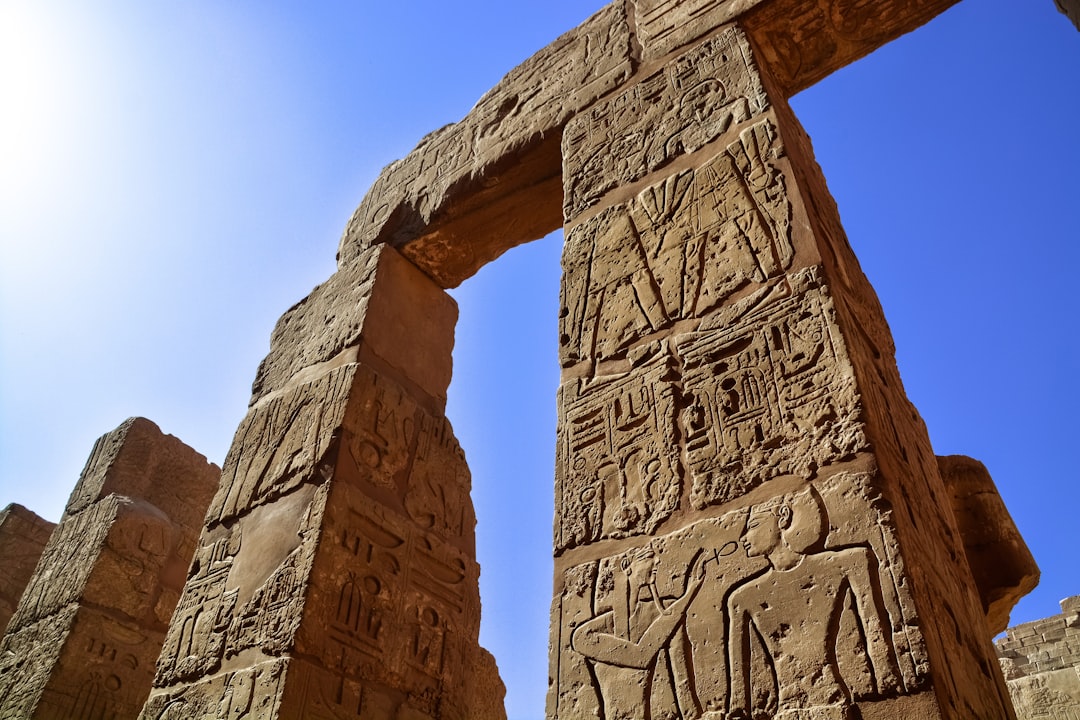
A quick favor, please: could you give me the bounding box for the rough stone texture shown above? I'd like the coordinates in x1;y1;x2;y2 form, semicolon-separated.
997;596;1080;719
1057;0;1080;31
938;455;1039;635
0;417;219;720
0;504;55;635
142;246;505;720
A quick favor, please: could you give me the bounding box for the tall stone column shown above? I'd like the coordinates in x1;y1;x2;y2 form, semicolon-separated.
549;22;1014;720
140;245;505;720
0;417;219;720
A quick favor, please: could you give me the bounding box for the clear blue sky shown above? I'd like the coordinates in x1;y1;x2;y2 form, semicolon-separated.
1;2;1077;719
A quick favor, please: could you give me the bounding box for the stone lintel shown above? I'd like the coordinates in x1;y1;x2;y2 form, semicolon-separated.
938;454;1040;636
333;0;961;290
740;0;961;96
336;2;633;287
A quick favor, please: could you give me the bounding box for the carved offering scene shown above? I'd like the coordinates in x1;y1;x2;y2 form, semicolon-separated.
552;471;929;720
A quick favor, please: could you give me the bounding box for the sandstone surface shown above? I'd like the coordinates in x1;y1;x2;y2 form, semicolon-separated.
0;504;55;635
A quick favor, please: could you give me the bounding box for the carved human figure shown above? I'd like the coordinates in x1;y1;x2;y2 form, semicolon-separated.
572;546;708;720
726;489;901;719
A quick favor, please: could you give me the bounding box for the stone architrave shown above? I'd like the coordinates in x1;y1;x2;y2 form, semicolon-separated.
139;245;505;720
0;417;219;720
0;504;55;634
997;595;1080;719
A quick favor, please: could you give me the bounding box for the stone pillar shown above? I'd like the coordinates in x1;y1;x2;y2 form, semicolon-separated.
0;504;55;634
140;245;505;720
0;417;219;720
549;22;1015;720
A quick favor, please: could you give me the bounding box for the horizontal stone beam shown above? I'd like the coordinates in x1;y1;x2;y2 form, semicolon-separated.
334;0;959;289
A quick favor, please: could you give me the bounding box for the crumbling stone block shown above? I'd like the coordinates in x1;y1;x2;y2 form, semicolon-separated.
0;504;55;635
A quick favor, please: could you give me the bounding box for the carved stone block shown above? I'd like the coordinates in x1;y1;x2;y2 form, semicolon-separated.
562;26;769;219
0;504;54;634
251;244;457;409
0;418;218;720
146;357;501;719
556;354;681;552
938;455;1039;635
675;269;867;509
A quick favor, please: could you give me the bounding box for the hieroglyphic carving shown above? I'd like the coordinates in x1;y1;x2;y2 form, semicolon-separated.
632;0;769;61
560;118;793;366
208;364;356;525
550;471;927;719
555;354;681;552
0;606;76;717
295;484;479;719
141;658;287;720
675;269;867;508
563;26;769;218
340;365;475;547
155;483;327;689
154;532;238;684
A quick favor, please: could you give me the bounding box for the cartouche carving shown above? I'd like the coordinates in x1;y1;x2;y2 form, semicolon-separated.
676;271;866;508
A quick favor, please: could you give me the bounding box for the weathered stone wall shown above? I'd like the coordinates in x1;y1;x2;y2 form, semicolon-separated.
0;417;219;720
997;596;1080;719
0;504;55;635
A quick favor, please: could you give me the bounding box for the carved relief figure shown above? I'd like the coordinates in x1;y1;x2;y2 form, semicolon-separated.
725;488;902;719
572;546;709;720
560;120;794;368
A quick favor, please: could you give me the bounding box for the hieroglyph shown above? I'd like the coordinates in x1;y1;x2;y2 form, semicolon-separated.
556;268;867;552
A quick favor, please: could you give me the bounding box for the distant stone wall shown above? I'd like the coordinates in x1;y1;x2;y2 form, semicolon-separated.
997;595;1080;718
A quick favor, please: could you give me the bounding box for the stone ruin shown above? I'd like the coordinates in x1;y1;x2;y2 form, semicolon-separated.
0;418;219;719
0;1;1067;718
997;596;1080;719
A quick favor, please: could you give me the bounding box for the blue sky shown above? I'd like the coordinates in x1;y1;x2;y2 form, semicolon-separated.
1;2;1077;718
